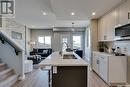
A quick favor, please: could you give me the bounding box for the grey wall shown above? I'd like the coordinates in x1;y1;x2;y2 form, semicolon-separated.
0;42;23;75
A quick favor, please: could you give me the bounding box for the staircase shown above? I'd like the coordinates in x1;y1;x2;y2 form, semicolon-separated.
0;63;18;87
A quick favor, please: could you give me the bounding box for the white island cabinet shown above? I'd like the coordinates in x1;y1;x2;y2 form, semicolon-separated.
92;51;127;86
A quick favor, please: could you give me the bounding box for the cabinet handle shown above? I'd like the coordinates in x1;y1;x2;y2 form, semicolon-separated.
97;60;99;64
104;35;107;40
128;12;130;19
101;57;104;59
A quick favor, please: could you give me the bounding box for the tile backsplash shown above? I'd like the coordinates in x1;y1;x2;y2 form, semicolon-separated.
114;41;130;56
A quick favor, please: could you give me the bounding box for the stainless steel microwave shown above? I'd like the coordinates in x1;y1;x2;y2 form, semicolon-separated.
115;24;130;40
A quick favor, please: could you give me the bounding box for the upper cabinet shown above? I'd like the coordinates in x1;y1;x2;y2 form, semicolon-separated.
98;0;130;41
98;9;117;41
118;0;130;26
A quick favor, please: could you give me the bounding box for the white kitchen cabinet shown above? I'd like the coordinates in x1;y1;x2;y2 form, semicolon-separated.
118;0;130;26
92;52;127;86
92;53;99;74
98;9;117;41
99;55;108;82
98;0;130;41
98;18;103;41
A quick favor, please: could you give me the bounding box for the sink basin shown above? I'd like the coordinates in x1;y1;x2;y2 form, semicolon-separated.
63;54;77;59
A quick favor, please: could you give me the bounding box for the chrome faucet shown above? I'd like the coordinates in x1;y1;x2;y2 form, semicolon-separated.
63;42;69;49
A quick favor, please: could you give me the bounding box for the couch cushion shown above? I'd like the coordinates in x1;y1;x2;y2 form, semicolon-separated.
38;49;43;53
42;50;48;54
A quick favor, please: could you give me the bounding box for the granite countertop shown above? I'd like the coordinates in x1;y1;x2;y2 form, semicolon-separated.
93;51;114;56
38;52;88;67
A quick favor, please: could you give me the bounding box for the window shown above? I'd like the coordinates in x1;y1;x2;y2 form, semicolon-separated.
38;36;44;43
38;36;51;48
73;36;81;49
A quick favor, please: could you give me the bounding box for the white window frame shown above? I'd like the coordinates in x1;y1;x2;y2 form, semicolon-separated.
72;35;82;50
38;36;51;48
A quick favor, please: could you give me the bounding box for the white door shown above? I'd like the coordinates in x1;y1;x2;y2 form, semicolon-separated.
99;56;108;82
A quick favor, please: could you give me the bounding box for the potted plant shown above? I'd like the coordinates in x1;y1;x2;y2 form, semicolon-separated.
98;42;108;52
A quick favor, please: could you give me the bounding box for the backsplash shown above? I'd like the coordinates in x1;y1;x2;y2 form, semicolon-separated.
114;41;130;56
98;41;130;56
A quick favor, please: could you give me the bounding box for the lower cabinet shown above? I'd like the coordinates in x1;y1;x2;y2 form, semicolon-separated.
52;66;88;87
98;55;108;82
92;52;127;86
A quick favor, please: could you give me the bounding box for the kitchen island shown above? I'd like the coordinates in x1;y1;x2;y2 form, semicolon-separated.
39;52;88;87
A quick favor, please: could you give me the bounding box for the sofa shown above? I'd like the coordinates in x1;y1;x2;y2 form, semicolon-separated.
28;48;52;64
30;48;52;57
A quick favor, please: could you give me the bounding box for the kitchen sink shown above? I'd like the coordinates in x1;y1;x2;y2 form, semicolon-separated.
63;54;77;59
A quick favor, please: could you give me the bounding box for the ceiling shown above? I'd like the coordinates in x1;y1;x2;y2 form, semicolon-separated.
14;0;122;29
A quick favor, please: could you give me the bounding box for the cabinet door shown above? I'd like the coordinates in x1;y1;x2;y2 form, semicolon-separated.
98;9;117;41
99;56;108;82
98;17;107;41
105;9;117;41
118;0;130;26
52;66;87;87
92;53;99;73
98;18;103;41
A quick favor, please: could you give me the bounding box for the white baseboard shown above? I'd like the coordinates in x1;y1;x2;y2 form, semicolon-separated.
18;74;25;81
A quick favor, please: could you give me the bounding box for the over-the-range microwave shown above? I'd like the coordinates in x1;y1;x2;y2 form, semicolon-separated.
115;24;130;41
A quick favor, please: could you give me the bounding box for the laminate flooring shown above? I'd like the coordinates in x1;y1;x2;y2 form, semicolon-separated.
12;69;117;87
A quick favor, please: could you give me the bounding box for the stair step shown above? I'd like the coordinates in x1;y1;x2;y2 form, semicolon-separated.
0;69;12;75
0;74;18;87
0;69;14;80
0;63;6;66
0;63;6;71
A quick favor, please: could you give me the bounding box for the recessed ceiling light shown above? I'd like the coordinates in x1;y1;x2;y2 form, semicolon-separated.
43;12;47;15
71;12;75;16
92;12;96;16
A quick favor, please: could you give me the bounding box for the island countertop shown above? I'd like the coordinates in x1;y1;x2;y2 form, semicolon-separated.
38;52;88;66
